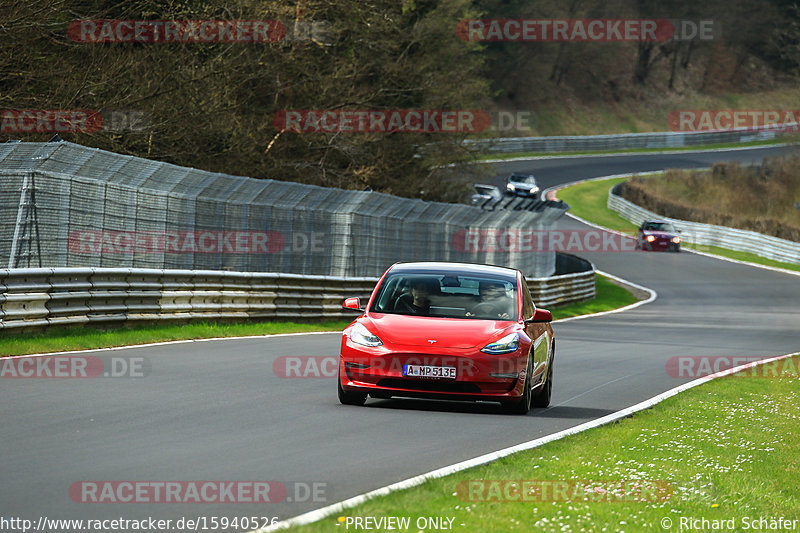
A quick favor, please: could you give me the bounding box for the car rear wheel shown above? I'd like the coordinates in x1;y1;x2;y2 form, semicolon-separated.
338;374;367;406
531;345;554;408
503;354;533;415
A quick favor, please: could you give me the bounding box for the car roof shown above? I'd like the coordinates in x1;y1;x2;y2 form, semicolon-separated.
389;261;519;281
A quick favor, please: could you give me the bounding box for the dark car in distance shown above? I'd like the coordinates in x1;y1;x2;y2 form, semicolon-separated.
636;220;681;252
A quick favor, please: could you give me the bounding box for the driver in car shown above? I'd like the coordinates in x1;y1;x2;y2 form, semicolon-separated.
466;281;512;319
393;278;436;315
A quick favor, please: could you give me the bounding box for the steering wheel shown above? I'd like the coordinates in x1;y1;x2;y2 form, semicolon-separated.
471;302;500;316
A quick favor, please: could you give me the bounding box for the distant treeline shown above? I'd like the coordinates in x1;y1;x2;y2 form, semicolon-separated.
1;0;798;200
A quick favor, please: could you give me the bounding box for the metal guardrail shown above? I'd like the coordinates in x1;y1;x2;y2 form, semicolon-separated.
466;124;796;154
529;270;595;307
0;263;595;329
607;185;800;265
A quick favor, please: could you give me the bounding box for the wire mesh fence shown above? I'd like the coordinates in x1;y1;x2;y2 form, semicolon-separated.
0;141;568;277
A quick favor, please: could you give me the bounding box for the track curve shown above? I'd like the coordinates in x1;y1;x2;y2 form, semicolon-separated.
2;145;799;525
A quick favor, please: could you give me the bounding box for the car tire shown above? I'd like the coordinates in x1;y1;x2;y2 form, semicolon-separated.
503;354;533;415
338;374;367;406
531;344;554;408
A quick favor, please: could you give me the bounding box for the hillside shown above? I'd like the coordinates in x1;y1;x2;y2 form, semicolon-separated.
1;0;799;201
621;156;800;242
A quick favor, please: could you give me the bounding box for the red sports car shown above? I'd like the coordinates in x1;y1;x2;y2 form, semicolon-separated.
636;220;682;252
338;262;555;414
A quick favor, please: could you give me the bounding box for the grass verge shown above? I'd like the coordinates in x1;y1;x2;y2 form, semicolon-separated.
550;273;640;321
684;243;800;273
0;320;351;357
557;176;800;273
0;273;641;357
287;354;800;532
557;177;638;235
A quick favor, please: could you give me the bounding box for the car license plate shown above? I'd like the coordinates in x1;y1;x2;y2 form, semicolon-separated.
402;364;456;379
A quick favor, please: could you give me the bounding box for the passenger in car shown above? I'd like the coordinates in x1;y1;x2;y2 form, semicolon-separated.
466;281;513;319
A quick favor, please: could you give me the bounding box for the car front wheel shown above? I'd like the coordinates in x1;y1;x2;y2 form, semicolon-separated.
503;354;533;415
531;345;554;408
338;373;367;406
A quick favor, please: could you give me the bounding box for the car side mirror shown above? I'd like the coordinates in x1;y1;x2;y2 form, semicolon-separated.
525;308;552;323
342;297;364;312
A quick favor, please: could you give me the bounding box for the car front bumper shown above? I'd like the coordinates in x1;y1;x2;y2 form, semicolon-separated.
339;343;530;402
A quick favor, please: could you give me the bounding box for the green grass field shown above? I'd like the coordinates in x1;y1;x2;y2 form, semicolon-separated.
285;354;800;532
550;273;640;320
0;320;351;357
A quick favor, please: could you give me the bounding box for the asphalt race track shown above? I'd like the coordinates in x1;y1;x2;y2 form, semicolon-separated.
2;146;799;527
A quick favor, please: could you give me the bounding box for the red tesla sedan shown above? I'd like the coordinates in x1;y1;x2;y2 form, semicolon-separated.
338;262;555;414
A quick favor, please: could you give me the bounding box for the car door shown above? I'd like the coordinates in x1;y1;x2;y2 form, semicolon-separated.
520;275;549;385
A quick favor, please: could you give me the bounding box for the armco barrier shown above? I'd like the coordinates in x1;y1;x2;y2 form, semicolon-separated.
466;123;796;154
607;184;800;265
0;263;594;329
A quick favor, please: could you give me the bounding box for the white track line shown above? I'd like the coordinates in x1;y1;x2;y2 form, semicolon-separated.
553;269;657;323
255;351;799;532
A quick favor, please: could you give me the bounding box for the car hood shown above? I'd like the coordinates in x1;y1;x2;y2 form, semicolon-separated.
643;230;676;238
365;314;513;349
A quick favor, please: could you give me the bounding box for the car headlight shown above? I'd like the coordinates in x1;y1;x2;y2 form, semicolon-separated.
349;323;383;347
672;236;681;243
507;184;516;191
481;333;519;354
646;235;656;242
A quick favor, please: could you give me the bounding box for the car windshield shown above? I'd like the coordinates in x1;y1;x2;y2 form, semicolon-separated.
370;273;518;321
509;174;535;184
643;222;676;232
